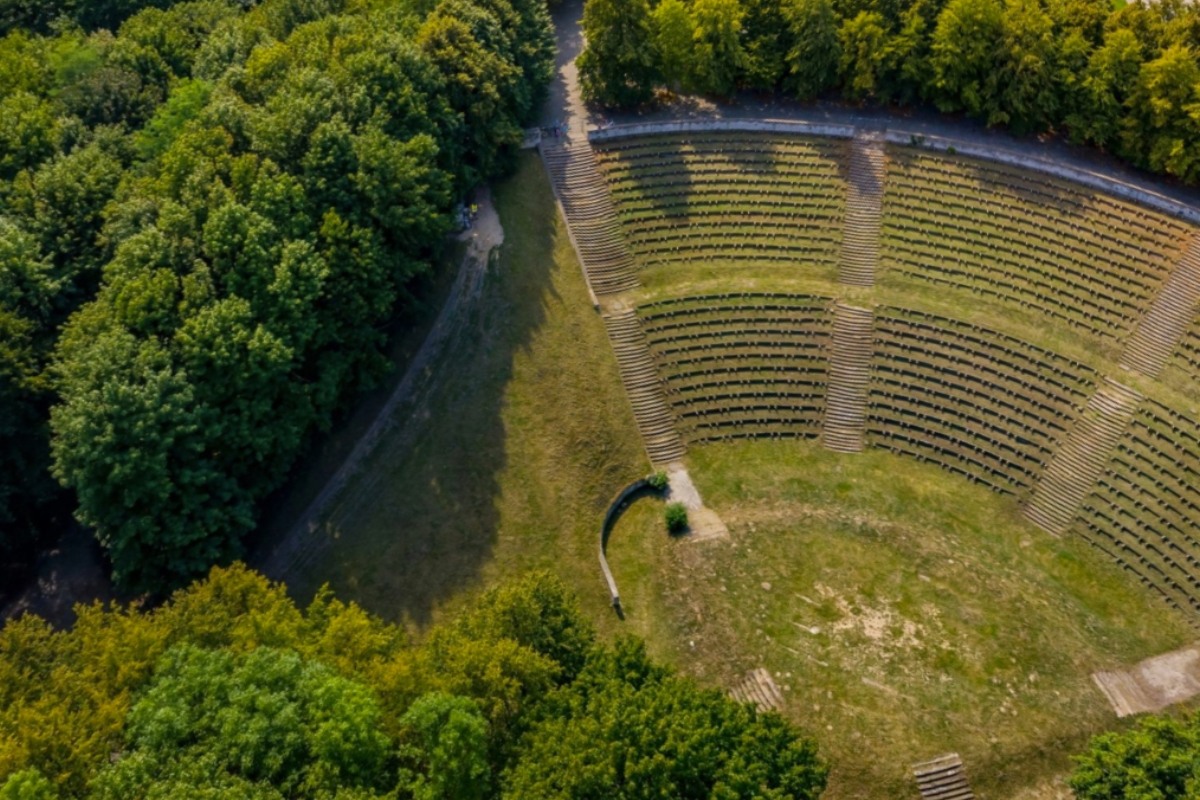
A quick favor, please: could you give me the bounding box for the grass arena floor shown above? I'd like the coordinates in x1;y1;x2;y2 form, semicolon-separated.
282;152;1197;798
610;440;1194;798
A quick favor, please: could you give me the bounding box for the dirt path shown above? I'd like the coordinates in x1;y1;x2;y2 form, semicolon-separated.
0;524;113;627
254;189;504;583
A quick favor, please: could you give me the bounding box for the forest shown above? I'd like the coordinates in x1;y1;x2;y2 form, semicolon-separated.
0;0;555;592
0;566;830;798
578;0;1200;184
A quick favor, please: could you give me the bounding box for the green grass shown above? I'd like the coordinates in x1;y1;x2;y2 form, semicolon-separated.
285;149;1198;799
283;152;647;631
607;440;1194;799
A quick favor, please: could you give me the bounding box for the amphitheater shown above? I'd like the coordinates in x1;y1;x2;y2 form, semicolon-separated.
542;117;1200;617
539;116;1200;793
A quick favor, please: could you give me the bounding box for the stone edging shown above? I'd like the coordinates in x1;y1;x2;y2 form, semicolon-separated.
590;119;856;143
600;478;657;614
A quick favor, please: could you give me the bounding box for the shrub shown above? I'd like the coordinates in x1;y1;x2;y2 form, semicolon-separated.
665;502;688;533
646;470;669;491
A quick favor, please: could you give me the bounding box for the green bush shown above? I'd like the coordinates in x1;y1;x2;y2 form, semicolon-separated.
646;470;669;491
665;502;688;534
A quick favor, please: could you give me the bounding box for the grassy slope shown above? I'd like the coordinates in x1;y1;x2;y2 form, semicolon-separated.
609;440;1194;800
291;150;1196;799
285;152;647;631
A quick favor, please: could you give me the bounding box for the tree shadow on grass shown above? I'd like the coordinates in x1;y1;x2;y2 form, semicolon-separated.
252;152;642;628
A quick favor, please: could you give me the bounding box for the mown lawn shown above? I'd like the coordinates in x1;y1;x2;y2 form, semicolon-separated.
606;439;1194;799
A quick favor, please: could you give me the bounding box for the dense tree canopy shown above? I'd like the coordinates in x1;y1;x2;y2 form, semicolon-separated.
1070;711;1200;799
578;0;1200;185
0;0;555;591
506;637;828;798
0;567;829;799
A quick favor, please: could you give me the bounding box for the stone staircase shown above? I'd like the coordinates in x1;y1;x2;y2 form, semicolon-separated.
912;753;975;800
603;311;686;465
1023;379;1143;534
729;667;784;711
541;141;640;296
1120;236;1200;377
822;303;874;453
838;133;886;287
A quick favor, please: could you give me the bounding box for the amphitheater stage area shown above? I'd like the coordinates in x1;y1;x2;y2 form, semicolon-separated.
605;439;1196;799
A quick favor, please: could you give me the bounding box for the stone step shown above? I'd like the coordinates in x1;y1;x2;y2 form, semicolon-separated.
729;668;783;712
822;303;874;453
838;136;886;287
540;142;640;296
1023;378;1142;534
1120;235;1200;377
912;753;975;800
603;311;685;465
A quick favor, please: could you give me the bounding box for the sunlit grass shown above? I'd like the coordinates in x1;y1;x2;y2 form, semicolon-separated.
610;440;1194;799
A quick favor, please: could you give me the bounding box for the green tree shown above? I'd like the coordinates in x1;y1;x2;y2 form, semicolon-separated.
503;637;829;799
929;0;1004;115
742;0;790;90
133;78;213;161
0;92;58;183
417;11;522;189
0;770;58;800
577;0;657;107
783;0;841;99
89;645;393;799
690;0;747;97
7;137;126;310
1070;713;1200;799
51;326;249;591
0;306;51;565
1123;44;1200;182
991;0;1060;133
1069;27;1140;147
452;571;596;683
879;0;933;104
652;0;694;92
397;693;491;800
838;10;889;100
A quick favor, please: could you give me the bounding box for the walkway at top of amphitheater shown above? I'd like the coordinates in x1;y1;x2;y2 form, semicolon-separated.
580;98;1200;228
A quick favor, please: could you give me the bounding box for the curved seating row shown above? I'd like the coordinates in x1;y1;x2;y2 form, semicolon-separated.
593;132;847;271
866;308;1097;495
1078;402;1200;616
635;290;1200;615
1171;324;1200;383
881;148;1193;345
638;294;835;442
